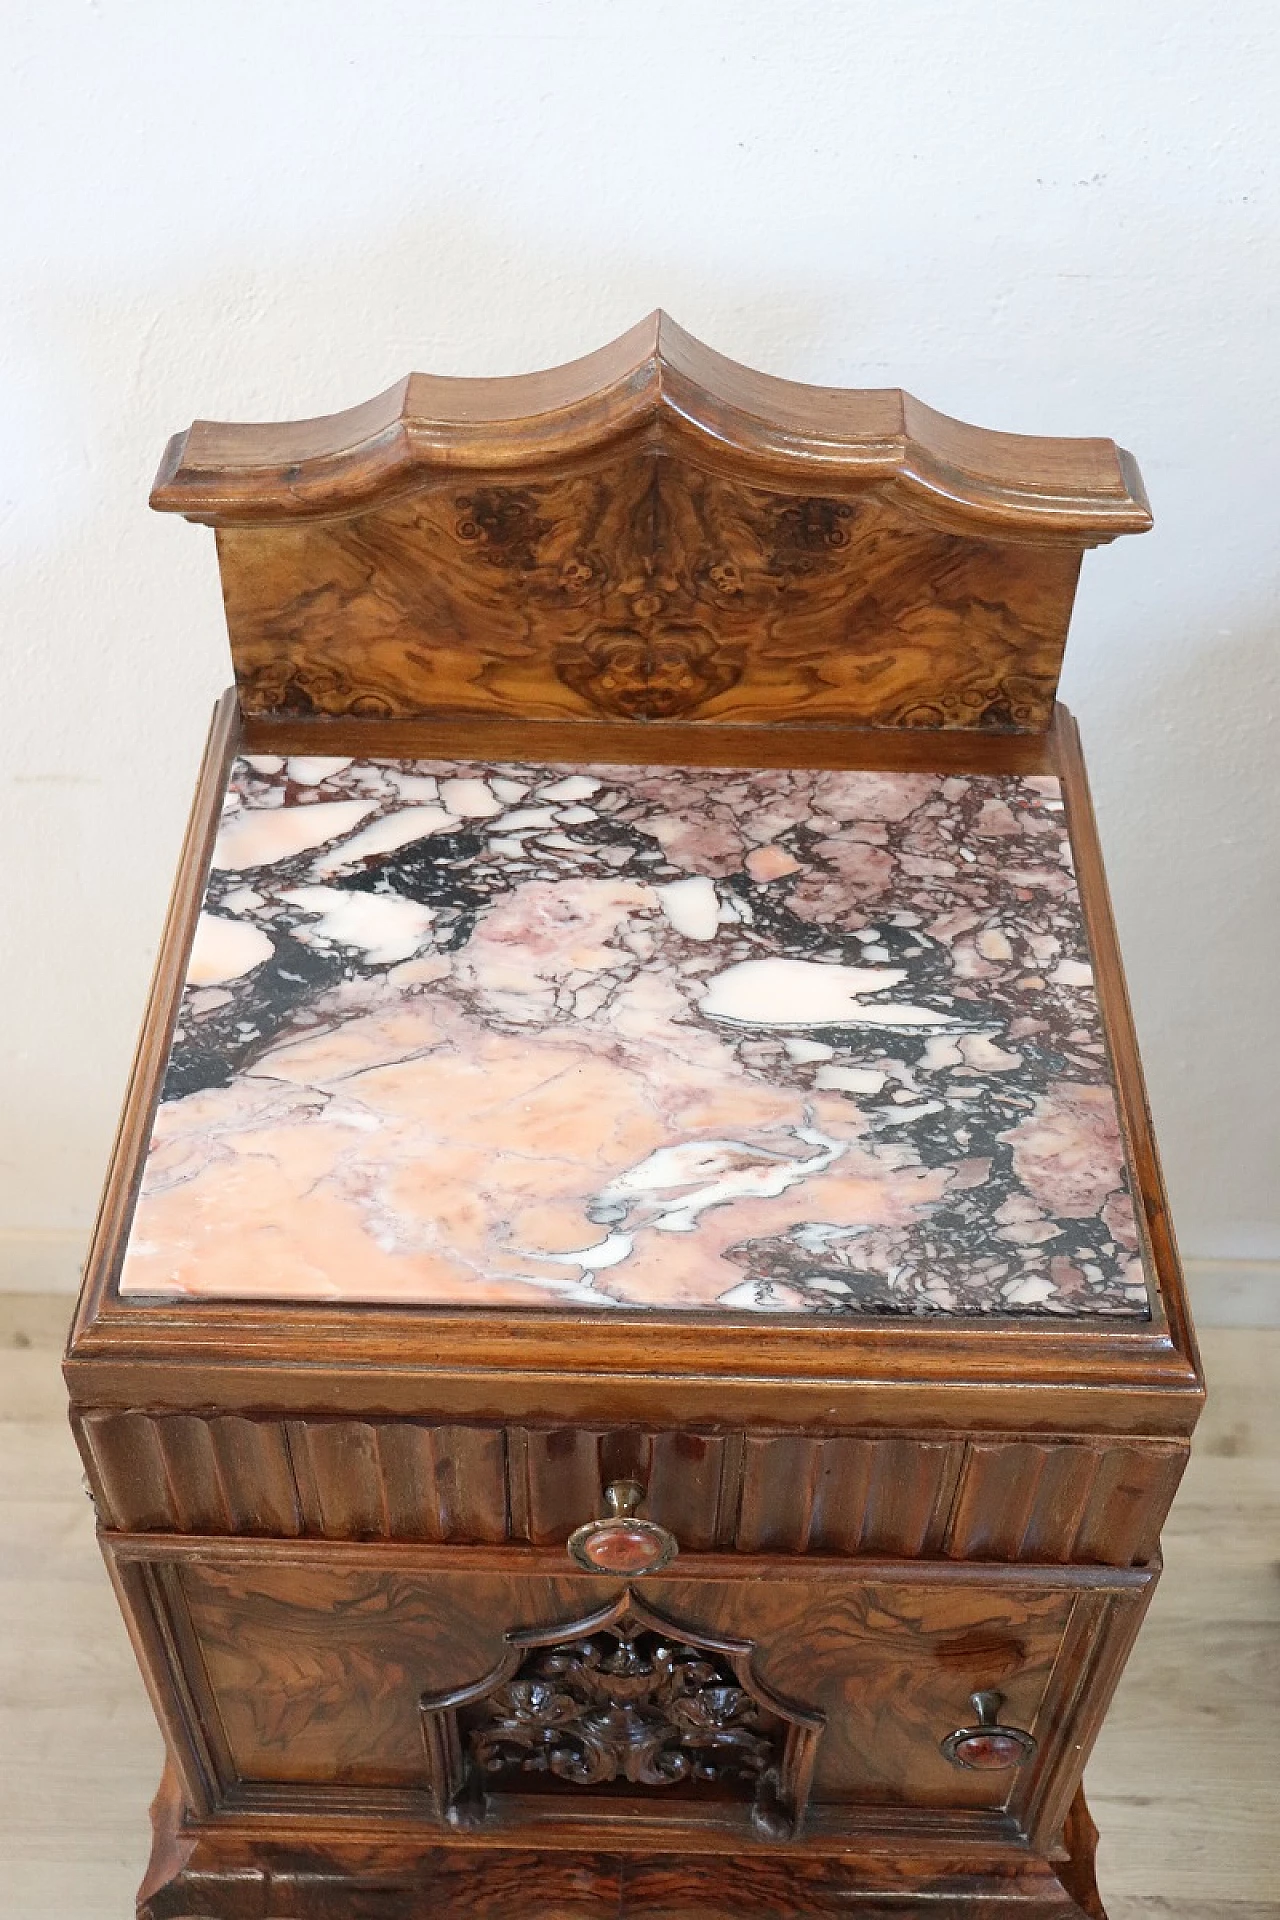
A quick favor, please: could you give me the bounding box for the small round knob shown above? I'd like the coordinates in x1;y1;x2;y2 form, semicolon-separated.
566;1480;678;1575
941;1691;1037;1771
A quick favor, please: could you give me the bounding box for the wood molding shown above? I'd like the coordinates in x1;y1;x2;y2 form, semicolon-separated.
148;318;1151;733
77;1411;1186;1569
152;314;1150;542
137;1760;1112;1916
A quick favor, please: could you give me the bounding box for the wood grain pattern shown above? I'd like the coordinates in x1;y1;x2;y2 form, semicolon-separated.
208;460;1087;730
109;1538;1148;1836
64;334;1199;1919
12;1308;1267;1920
76;1410;1185;1567
134;1768;1111;1919
149;316;1151;733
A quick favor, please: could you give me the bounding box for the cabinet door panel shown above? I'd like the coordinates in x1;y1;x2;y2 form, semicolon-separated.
115;1543;1150;1842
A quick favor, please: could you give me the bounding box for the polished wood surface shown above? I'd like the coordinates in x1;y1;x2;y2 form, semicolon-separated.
150;314;1151;534
107;1537;1148;1836
150;316;1150;732
65;339;1197;1917
12;1307;1275;1919
77;1407;1186;1566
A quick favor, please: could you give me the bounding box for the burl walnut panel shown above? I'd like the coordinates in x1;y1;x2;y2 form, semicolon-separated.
152;314;1151;734
144;1554;1130;1819
212;461;1084;730
77;1410;1185;1566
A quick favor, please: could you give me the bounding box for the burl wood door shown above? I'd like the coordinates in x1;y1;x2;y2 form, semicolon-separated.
110;1541;1153;1851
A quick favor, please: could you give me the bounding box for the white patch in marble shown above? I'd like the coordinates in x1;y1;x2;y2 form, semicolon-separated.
1004;1275;1056;1305
656;875;720;941
389;772;440;802
287;757;353;786
575;1129;847;1254
783;1038;835;1063
187;912;275;986
533;1230;635;1272
814;1065;886;1095
716;1279;785;1310
213;799;378;871
539;775;602;801
312;805;462;872
557;805;597;824
491;778;529;803
877;1100;945;1124
242;755;283;774
281;886;436;965
507;1270;632;1307
1052;958;1094;987
220;885;264;913
440;777;503;818
919;1034;964;1070
699;957;955;1029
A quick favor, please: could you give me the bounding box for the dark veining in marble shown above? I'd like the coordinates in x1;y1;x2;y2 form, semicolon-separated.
123;755;1150;1318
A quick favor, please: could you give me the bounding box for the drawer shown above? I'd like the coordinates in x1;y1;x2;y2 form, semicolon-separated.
108;1538;1153;1850
79;1409;1186;1566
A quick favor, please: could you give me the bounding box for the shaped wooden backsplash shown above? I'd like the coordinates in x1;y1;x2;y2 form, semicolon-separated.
151;314;1150;731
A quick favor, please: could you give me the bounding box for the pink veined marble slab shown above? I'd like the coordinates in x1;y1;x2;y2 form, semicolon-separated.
117;756;1151;1319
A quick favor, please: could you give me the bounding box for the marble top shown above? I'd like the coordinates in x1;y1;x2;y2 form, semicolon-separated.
118;755;1150;1318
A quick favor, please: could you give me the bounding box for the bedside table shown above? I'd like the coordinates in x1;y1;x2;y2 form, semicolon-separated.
67;314;1202;1919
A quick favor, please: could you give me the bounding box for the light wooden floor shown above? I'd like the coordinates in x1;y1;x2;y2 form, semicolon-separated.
1;1297;1276;1920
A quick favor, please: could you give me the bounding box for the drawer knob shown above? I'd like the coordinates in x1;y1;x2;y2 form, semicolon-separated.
567;1479;678;1575
941;1690;1037;1771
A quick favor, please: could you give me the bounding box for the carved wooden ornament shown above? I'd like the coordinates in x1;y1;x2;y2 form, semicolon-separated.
419;1588;824;1840
151;314;1150;732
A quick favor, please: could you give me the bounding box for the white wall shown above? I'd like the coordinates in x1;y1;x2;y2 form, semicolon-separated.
2;0;1277;1295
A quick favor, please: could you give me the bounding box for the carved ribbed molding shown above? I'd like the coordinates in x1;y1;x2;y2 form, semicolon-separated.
76;1410;1183;1567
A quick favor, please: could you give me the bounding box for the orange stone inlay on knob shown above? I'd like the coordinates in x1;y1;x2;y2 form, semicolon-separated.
941;1693;1035;1771
949;1731;1029;1770
567;1484;679;1574
579;1523;669;1573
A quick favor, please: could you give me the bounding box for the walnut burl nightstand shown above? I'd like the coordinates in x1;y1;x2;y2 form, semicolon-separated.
66;315;1203;1919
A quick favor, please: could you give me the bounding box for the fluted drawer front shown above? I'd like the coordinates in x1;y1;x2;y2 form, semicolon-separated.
77;1410;1185;1567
